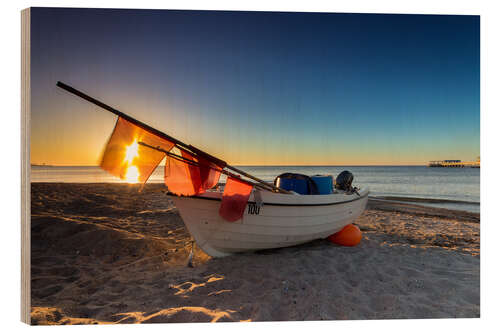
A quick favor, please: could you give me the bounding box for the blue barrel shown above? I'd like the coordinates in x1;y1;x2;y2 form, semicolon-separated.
311;175;333;194
276;177;309;195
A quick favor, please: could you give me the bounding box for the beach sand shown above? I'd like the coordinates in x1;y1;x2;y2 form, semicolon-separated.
30;183;480;324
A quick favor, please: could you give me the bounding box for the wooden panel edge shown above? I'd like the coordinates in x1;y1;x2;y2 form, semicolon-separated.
21;7;31;325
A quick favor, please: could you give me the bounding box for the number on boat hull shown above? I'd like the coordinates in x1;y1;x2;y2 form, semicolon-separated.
247;203;260;215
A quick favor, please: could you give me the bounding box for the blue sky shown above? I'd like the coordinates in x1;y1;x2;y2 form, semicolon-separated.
30;8;479;165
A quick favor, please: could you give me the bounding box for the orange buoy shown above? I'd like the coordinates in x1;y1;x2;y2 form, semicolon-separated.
328;224;362;246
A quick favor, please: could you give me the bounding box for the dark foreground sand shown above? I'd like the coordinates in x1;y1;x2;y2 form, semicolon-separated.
30;183;479;324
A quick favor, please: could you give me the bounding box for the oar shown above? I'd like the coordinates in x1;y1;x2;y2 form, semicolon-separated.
56;81;290;194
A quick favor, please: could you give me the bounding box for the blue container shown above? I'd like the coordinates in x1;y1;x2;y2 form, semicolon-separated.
276;177;309;195
311;175;334;194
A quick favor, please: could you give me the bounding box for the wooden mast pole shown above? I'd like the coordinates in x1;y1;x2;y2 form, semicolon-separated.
56;81;290;194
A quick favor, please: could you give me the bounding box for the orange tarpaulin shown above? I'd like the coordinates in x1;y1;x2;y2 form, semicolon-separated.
165;150;222;196
100;117;175;184
219;177;253;222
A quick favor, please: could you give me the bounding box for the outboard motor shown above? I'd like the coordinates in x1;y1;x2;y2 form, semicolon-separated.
335;171;354;191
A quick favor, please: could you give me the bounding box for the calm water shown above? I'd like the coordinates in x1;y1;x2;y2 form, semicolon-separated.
31;165;480;213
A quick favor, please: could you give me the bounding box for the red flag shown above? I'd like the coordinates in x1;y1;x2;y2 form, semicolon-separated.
100;117;174;184
219;177;253;222
199;158;222;190
164;151;222;196
164;150;202;196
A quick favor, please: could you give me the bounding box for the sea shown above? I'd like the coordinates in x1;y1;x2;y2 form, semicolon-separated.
31;165;480;213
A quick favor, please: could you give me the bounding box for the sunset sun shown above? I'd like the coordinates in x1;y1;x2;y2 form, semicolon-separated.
123;140;140;183
125;140;139;164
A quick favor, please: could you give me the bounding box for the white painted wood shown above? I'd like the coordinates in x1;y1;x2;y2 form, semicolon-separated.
171;188;368;257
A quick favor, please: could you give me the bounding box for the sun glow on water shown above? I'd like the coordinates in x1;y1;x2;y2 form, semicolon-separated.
125;165;140;183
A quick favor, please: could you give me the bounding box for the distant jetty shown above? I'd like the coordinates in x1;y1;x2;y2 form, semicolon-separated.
428;158;480;168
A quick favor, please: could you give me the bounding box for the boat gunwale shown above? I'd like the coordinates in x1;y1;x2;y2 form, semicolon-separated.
167;191;369;207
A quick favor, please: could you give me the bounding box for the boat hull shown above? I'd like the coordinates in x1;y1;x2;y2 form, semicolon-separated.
170;188;369;257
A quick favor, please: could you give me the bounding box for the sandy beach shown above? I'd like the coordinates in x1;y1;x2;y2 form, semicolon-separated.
30;183;479;324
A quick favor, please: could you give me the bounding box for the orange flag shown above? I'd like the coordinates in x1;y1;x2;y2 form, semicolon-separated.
199;157;223;190
100;117;175;184
165;151;222;196
164;151;202;196
219;177;253;222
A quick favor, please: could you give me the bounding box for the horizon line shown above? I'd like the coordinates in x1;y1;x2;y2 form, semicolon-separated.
31;163;430;167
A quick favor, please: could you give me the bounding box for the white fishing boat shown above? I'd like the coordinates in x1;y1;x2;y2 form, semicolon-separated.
170;187;369;257
57;81;369;258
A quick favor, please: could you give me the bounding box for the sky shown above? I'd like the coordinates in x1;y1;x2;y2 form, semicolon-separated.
30;8;480;166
